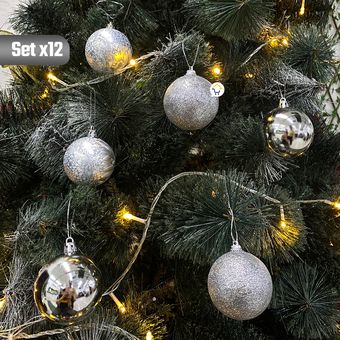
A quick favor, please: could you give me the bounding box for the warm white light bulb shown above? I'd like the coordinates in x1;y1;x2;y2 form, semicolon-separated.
146;331;154;340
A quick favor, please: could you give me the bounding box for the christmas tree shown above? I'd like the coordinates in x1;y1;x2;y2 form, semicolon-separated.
0;0;339;339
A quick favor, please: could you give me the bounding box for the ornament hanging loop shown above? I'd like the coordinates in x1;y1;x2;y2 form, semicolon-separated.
279;97;289;108
221;171;239;246
88;126;97;138
231;241;241;251
273;80;287;107
64;237;77;256
88;89;97;137
65;197;77;255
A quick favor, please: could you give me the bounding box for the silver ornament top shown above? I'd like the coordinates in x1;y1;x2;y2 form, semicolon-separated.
279;97;289;108
64;237;77;256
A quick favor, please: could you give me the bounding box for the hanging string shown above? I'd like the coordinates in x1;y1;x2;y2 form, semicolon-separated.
96;0;124;23
65;197;77;256
104;170;286;295
103;171;262;295
182;41;200;70
66;197;72;239
222;171;239;245
88;88;97;136
89;90;92;131
273;80;288;107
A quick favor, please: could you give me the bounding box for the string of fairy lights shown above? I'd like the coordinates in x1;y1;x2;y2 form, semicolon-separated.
0;1;337;339
109;172;339;331
2;169;337;338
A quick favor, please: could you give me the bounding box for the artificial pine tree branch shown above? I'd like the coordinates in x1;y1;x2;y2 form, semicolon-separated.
140;32;214;98
0;129;31;190
87;0;159;47
272;262;339;339
283;24;335;82
202;113;292;183
185;0;274;41
245;61;324;101
144;171;306;268
26;76;148;182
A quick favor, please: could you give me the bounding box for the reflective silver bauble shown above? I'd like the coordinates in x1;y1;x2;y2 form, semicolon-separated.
34;255;101;324
63;136;115;185
85;26;132;73
163;69;219;130
208;243;273;320
264;107;314;157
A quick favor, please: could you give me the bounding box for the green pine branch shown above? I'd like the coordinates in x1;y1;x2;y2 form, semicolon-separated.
185;0;274;41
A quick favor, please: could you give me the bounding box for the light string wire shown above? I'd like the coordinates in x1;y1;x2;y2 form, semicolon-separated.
48;51;161;92
0;321;139;339
240;41;269;67
46;33;287;94
0;172;337;337
103;171;336;295
0;316;44;339
47;33;193;92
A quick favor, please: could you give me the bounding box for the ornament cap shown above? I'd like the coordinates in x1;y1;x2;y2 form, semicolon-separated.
186;68;196;76
64;237;77;256
231;241;242;251
88;126;97;138
279;97;289;108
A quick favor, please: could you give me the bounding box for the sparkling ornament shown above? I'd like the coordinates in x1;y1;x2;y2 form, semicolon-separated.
85;25;132;73
34;238;101;324
208;243;273;320
264;98;314;157
63;135;115;185
163;68;219;130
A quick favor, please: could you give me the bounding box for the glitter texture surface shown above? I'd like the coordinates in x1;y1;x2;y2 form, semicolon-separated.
163;70;219;130
264;107;314;157
207;245;273;320
85;27;132;73
63;137;115;185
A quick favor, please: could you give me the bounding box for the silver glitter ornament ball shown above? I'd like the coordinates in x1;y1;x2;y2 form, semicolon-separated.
34;255;102;324
163;69;219;130
63;137;115;185
85;26;132;73
264;107;314;157
208;244;273;320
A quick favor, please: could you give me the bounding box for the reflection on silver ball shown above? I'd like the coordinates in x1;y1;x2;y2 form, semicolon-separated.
163;70;219;130
85;27;132;73
63;137;115;185
264;107;314;157
208;244;273;320
34;255;101;324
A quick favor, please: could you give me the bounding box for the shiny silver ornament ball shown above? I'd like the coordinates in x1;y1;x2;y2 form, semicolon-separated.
264;107;314;157
85;27;132;73
208;244;273;320
34;255;102;324
163;69;219;130
63;137;115;185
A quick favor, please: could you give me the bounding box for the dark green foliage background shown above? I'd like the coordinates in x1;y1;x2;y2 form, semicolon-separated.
0;0;338;339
